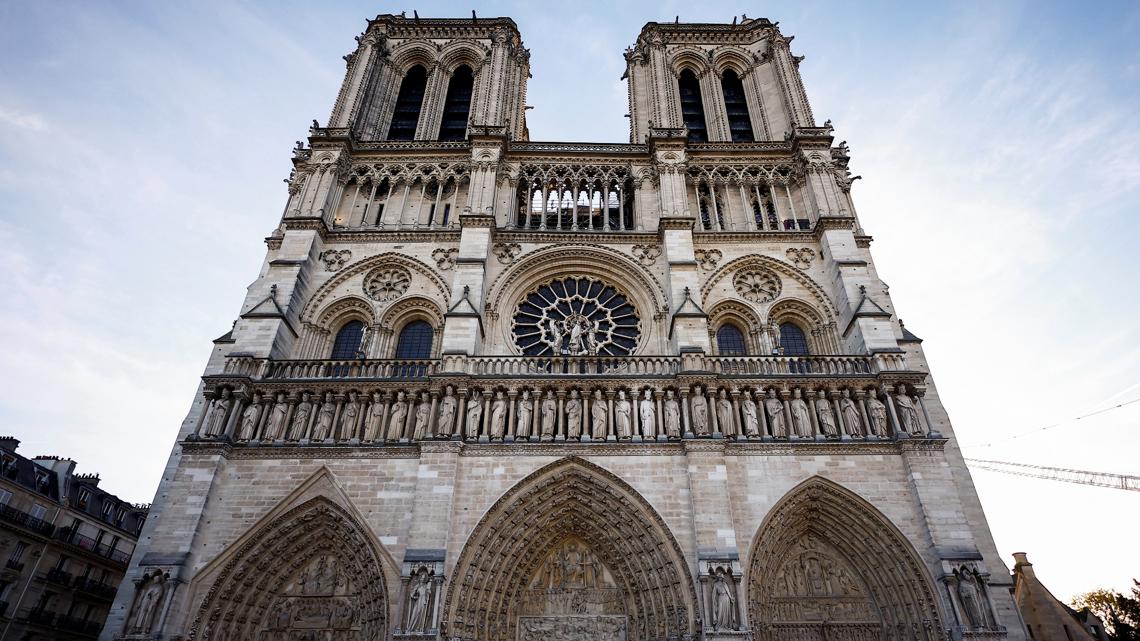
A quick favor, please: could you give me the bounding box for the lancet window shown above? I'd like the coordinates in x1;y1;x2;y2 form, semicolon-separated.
330;321;366;359
779;322;810;356
514;165;635;231
438;65;474;141
678;69;708;142
720;69;753;142
395;320;434;359
716;324;748;356
388;65;428;141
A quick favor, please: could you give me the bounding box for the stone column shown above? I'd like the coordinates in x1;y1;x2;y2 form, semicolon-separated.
681;387;693;438
556;390;566;441
222;394;246;441
606;391;616;442
454;391;467;442
479;390;492;442
730;391;742;441
426;390;440;439
506;389;517;441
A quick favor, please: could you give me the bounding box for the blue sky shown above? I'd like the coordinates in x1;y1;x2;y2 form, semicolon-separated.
1;1;1138;601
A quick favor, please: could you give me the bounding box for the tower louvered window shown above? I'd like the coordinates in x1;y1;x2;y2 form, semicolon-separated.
678;69;708;142
721;69;754;142
438;65;474;141
387;65;427;141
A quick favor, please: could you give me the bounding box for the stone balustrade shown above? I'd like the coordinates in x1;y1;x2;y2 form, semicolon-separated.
189;354;937;446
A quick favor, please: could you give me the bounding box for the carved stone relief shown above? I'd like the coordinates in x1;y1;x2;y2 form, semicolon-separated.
319;249;353;271
767;536;877;628
431;247;458;270
631;244;661;266
734;269;781;303
492;242;522;264
363;266;411;302
785;247;815;269
695;248;722;270
517;537;628;641
125;570;169;636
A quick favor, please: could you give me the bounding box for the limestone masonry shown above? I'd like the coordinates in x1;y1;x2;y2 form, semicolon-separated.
102;13;1031;641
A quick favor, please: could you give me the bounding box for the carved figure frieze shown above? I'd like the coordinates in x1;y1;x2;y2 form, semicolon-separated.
288;392;313;441
734;268;782;303
695;248;722;270
663;390;681;439
786;247;815;269
691;386;709;436
765;389;786;438
631;243;661;266
237;393;263;441
840;390;862;436
431;247;458;270
816;390;838;438
492;242;522;264
202;388;232;438
516;389;534;439
565;390;583;439
790;388;812;437
319;249;353;271
614;390;632;439
866;394;889;437
363;266;411;303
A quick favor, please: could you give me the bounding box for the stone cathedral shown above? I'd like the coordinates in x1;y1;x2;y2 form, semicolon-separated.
103;14;1029;641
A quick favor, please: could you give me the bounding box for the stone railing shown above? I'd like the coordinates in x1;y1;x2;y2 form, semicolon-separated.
189;353;937;446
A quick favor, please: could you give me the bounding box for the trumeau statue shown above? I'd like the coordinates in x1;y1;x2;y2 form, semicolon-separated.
591;389;608;439
364;391;384;442
663;390;681;438
237;393;262;441
466;392;483;439
840;389;862;435
815;391;838;437
203;388;232;438
516;390;534;439
264;392;289;441
716;388;734;436
413;392;431;440
790;388;812;437
312;391;336;441
894;384;924;435
741;390;759;437
565;390;582;439
765;389;786;438
340;391;361;439
490;390;507;439
437;385;457;437
288;392;313;441
387;391;408;441
640;389;656;439
541;391;557;439
614;390;632;439
866;394;888;436
691;386;709;436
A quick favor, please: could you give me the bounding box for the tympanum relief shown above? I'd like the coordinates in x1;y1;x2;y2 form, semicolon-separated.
257;554;362;641
517;537;628;641
762;536;879;636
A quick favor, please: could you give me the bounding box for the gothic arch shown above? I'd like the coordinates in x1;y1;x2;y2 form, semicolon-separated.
710;46;754;77
707;299;762;355
301;252;449;324
377;295;444;357
745;476;946;641
443;457;698;641
667;47;712;78
701;254;838;323
187;470;396;640
387;41;439;72
439;39;490;72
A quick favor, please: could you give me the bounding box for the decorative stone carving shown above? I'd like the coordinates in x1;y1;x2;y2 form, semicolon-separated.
339;391;360;439
363;391;384;442
413;392;431;440
465;392;483;440
516;390;534;439
691;386;710;436
840;390;862;436
663;390;681;439
363;266;411;302
734;268;782;303
264;392;288;441
956;568;988;628
202;388;232;438
540;391;557;440
492;242;522;264
312;392;336;441
513;276;641;357
591;389;608;439
406;567;434;633
741;391;760;437
288;392;313;441
768;535;876;623
716;388;734;436
866;394;888;437
518;616;626;641
894;384;924;436
695;248;722;270
387;391;408;441
565;390;582;439
127;570;168;635
639;389;656;439
431;247;458;270
765;389;786;438
815;390;838;438
614;390;632;439
436;385;457;438
237;393;262;441
489;390;507;440
319;249;352;271
785;247;815;269
790;388;812;437
711;568;738;630
631;243;661;266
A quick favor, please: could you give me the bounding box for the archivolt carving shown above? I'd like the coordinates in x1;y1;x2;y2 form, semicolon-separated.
701;254;838;321
443;457;698;641
302;252;448;323
387;40;440;72
768;298;825;329
314;296;376;329
439;38;491;71
709;45;755;76
667;46;713;77
746;477;946;641
188;496;392;641
377;295;443;333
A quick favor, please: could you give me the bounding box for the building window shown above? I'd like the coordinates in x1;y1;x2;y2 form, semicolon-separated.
77;488;91;509
387;65;428;141
29;503;47;521
720;69;754;142
101;501;114;522
678;69;708;142
8;541;27;563
438;65;474;141
0;489;11;505
779;322;810;356
716;324;748;356
115;508;126;526
330;320;366;360
395;321;433;359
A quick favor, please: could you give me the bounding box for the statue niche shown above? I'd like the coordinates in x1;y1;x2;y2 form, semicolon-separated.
517;536;627;641
764;536;880;638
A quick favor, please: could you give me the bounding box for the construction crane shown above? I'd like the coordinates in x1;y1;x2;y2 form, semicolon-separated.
965;458;1140;492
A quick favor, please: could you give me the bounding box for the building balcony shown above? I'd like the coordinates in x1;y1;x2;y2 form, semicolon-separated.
0;503;54;537
55;613;103;636
43;567;73;586
72;576;117;601
54;528;132;566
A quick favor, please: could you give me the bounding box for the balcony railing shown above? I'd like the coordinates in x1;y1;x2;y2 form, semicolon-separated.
0;504;54;537
73;577;117;600
43;567;72;586
55;528;131;565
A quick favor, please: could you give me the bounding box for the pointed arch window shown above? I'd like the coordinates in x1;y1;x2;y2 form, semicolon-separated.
779;322;810;356
716;324;748;356
330;320;366;359
720;69;754;142
438;65;474;141
395;320;433;359
387;65;427;141
678;69;708;142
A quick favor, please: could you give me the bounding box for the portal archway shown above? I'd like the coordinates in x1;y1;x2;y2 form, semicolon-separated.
443;457;698;641
746;477;946;641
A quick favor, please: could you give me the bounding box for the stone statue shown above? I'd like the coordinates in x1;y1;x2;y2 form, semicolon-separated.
815;391;838;437
516;390;534;439
363;391;384;442
711;569;736;631
387;391;408;441
866;394;888;436
591;389;608;439
413;392;431;440
546;318;562;354
237;393;262;441
466;392;483;439
764;389;786;438
663;390;681;439
437;385;457;438
312;391;336;441
128;573;165;634
640;389;656;439
407;570;433;633
568;318;584;353
957;570;987;628
584;319;600;355
264;392;288;441
716;389;734;436
741;391;759;437
339;391;361;440
288;392;313;441
840;390;862;435
565;390;582;439
490;390;507;440
691;386;709;436
540;391;557;439
203;388;232;438
790;389;812;437
894;384;923;435
614;390;632;439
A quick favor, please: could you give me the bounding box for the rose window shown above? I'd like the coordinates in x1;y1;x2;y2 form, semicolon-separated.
363;267;411;302
734;269;781;303
512;277;641;356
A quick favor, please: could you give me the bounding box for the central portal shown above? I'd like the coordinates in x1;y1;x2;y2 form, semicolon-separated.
516;537;628;640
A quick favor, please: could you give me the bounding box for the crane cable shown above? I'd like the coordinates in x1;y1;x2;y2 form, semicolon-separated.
965;458;1140;492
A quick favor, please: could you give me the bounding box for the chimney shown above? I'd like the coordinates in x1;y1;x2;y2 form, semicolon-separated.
1012;552;1035;578
0;437;20;453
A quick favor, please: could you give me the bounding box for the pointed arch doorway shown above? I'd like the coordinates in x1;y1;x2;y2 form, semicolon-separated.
443;457;698;641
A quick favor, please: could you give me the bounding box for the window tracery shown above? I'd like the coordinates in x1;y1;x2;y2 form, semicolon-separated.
512;277;641;357
720;69;754;142
514;164;635;231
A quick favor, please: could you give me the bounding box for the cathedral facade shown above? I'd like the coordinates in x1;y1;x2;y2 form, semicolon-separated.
103;14;1028;641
